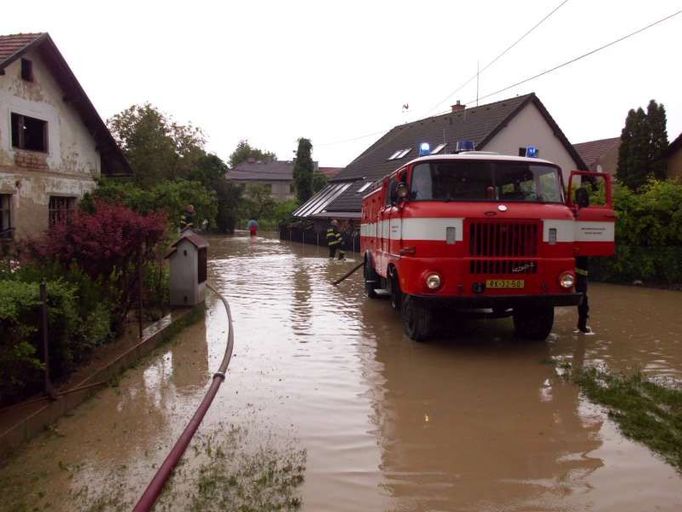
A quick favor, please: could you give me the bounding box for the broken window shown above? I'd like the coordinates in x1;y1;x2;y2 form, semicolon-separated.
21;58;34;82
11;113;48;152
49;196;76;227
0;194;12;239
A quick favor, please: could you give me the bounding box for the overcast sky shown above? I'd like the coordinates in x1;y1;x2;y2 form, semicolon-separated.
3;0;681;167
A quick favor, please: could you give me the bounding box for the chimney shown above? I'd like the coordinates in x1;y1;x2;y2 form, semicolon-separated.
451;100;465;113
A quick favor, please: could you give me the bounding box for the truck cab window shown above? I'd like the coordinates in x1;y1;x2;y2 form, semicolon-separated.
410;161;563;203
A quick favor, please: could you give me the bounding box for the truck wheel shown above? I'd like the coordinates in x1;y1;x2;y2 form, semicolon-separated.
401;295;432;342
390;269;402;311
364;259;378;299
513;305;554;341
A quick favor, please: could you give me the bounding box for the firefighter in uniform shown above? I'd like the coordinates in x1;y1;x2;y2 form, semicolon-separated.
574;186;591;333
576;256;591;333
326;219;345;260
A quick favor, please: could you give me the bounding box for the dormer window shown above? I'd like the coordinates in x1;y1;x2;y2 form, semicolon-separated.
21;58;33;82
388;148;412;161
431;143;447;154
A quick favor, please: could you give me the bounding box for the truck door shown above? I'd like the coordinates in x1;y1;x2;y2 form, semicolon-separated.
568;171;616;257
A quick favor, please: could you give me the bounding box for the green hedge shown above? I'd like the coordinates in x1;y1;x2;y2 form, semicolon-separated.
593;180;682;285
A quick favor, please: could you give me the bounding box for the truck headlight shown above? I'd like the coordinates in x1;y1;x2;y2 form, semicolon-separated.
559;272;575;288
426;273;442;290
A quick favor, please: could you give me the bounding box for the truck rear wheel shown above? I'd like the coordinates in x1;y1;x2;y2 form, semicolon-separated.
513;305;554;341
364;259;378;299
401;295;432;342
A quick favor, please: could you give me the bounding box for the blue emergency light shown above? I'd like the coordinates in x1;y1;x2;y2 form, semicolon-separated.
526;146;538;158
455;139;475;152
419;142;431;156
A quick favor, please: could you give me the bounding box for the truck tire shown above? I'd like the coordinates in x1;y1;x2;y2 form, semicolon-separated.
401;295;432;342
513;305;554;341
389;268;402;311
364;258;378;299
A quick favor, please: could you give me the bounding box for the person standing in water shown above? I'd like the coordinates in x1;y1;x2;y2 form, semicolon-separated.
247;219;258;236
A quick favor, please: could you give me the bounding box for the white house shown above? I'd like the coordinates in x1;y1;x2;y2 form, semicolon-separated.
0;32;130;242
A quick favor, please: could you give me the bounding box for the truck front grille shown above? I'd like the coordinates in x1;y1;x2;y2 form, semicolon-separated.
468;221;539;257
469;259;538;274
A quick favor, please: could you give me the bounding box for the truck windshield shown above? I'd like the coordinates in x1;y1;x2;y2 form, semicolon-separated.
410;160;564;203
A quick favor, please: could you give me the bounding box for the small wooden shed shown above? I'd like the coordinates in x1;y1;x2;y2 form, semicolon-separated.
165;230;208;306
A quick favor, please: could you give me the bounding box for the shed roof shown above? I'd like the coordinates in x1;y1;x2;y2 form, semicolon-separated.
0;32;131;176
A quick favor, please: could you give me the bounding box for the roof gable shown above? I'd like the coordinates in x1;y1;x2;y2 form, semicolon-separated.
0;32;131;176
332;93;585;184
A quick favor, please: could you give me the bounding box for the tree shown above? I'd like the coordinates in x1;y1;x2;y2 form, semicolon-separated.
228;140;276;167
647;100;669;181
293;138;314;203
108;103;205;187
617;100;669;191
312;171;328;193
243;184;276;220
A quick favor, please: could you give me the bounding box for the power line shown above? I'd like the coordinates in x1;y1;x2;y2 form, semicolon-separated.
423;0;570;116
465;8;682;106
318;7;680;149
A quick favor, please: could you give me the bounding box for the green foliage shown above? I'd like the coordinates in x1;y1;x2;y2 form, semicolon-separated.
83;178;217;230
228;140;276;168
292;138;314;203
215;181;244;234
574;368;682;472
616;100;669;191
0;278;96;404
108;103;205;188
591;180;682;284
312;171;328;193
242;184;276;222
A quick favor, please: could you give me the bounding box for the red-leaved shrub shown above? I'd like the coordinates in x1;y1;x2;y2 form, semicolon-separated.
28;200;167;330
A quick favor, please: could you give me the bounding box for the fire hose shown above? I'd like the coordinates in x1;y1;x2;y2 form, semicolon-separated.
133;283;234;512
332;261;364;286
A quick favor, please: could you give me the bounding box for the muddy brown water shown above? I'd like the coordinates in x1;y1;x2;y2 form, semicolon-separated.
1;234;681;511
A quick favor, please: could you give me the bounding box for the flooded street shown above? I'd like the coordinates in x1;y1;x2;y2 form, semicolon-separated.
1;233;681;511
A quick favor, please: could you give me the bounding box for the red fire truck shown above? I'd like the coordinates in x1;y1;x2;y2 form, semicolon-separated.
360;149;616;341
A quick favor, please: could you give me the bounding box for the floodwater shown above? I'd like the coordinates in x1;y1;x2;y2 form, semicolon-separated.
1;233;681;511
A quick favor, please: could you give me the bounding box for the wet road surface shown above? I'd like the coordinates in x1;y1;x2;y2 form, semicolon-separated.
1;233;681;511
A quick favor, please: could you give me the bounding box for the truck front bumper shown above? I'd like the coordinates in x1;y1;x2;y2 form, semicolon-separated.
412;293;582;309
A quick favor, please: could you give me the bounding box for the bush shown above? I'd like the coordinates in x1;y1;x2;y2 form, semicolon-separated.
593;180;682;284
82;178;217;230
0;279;89;404
25;201;167;332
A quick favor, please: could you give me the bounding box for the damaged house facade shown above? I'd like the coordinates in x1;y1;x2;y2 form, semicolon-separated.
0;33;130;242
287;93;586;248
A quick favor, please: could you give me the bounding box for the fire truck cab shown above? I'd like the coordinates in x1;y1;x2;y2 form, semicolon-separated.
360;150;615;341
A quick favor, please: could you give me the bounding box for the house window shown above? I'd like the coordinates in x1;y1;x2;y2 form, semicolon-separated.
49;196;76;227
21;59;34;82
11;113;48;152
0;194;12;239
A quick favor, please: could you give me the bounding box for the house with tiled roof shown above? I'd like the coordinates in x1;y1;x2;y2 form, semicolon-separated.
226;159;341;202
573;136;620;174
0;32;130;243
226;159;296;201
292;93;586;227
